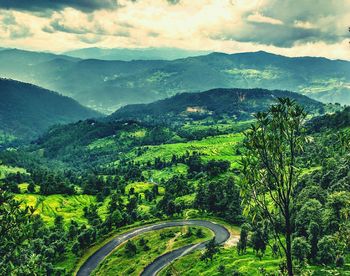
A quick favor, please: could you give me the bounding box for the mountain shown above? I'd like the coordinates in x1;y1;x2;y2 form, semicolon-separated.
0;49;348;113
0;78;100;145
109;88;325;124
63;47;210;61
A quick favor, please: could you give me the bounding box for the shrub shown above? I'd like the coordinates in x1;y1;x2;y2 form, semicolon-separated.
292;237;311;263
317;236;336;265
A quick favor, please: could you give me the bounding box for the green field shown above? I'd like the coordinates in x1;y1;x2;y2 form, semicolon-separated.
93;226;214;276
131;133;244;164
14;193;108;225
14;182;163;226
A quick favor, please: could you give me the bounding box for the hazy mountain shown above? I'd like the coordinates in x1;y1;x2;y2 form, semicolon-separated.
0;78;100;145
63;47;210;61
109;88;324;124
0;49;348;113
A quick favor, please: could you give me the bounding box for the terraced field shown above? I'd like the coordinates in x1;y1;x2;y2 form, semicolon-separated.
14;194;105;225
131;133;244;164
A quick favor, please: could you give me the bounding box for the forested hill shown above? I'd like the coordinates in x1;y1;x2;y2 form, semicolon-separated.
308;106;350;132
0;78;100;144
0;49;348;113
109;88;325;123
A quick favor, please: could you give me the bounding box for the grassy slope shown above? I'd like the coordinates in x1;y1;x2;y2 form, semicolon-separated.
14;193;106;225
131;133;244;164
160;247;350;276
14;182;163;226
93;226;214;276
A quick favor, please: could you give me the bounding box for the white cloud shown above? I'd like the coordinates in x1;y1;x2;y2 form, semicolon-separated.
247;12;283;25
0;0;348;60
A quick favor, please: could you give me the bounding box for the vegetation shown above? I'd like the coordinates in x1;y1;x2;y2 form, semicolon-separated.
241;98;307;275
0;78;100;146
1;88;349;275
1;49;349;112
93;226;213;275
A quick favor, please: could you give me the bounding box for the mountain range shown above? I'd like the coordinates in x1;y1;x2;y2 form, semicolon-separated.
63;47;210;61
0;78;100;145
0;48;348;113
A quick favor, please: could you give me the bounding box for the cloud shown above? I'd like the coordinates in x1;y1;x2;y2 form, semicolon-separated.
0;0;348;60
0;0;119;13
0;12;32;39
247;12;283;25
213;0;349;48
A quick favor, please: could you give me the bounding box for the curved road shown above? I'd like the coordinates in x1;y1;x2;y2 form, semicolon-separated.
77;220;230;276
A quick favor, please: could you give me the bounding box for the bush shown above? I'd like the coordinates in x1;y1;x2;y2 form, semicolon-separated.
335;255;345;267
292;237;311;263
317;236;336;265
125;240;137;257
217;264;225;274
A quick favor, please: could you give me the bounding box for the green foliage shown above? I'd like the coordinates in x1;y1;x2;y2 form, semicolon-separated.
241;98;307;275
200;238;219;263
317;236;337;265
125;240;137;257
237;223;251;255
292;237;311;263
0;78;99;145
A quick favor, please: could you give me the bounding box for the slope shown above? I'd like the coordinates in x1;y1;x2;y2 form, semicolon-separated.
0;78;100;145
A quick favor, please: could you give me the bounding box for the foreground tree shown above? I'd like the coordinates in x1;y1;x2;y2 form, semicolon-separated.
241;98;307;276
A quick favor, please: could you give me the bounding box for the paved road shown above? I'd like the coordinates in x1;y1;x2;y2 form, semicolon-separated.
77;220;230;276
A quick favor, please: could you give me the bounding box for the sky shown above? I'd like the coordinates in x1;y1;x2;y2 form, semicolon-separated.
0;0;349;59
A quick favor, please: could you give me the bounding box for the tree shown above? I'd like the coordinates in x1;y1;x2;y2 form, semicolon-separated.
250;223;268;258
200;238;219;262
317;236;336;265
292;237;311;264
241;98;307;276
125;240;137;257
0;191;48;274
307;221;320;261
237;223;250;255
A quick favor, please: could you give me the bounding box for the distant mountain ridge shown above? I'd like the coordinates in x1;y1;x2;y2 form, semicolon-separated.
0;48;348;113
0;78;100;145
109;88;324;123
63;47;210;61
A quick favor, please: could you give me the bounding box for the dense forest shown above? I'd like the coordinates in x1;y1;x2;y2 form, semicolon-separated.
0;79;100;146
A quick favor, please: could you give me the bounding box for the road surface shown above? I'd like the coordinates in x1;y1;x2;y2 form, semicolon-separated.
77;219;230;276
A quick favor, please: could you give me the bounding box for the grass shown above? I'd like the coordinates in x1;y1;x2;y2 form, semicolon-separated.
160;247;280;276
14;182;164;227
125;181;165;195
130;133;244;165
160;246;350;276
143;164;188;182
92;226;214;276
0;164;26;179
14;193;108;226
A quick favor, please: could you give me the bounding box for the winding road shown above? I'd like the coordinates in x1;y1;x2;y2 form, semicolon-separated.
77;219;230;276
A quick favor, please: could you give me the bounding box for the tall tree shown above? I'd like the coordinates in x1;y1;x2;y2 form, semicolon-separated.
240;98;306;276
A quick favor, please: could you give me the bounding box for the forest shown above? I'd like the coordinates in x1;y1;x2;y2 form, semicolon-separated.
0;93;349;275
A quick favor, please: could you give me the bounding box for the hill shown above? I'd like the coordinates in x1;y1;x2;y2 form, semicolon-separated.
109;88;325;124
63;47;209;61
0;49;348;113
0;78;100;145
